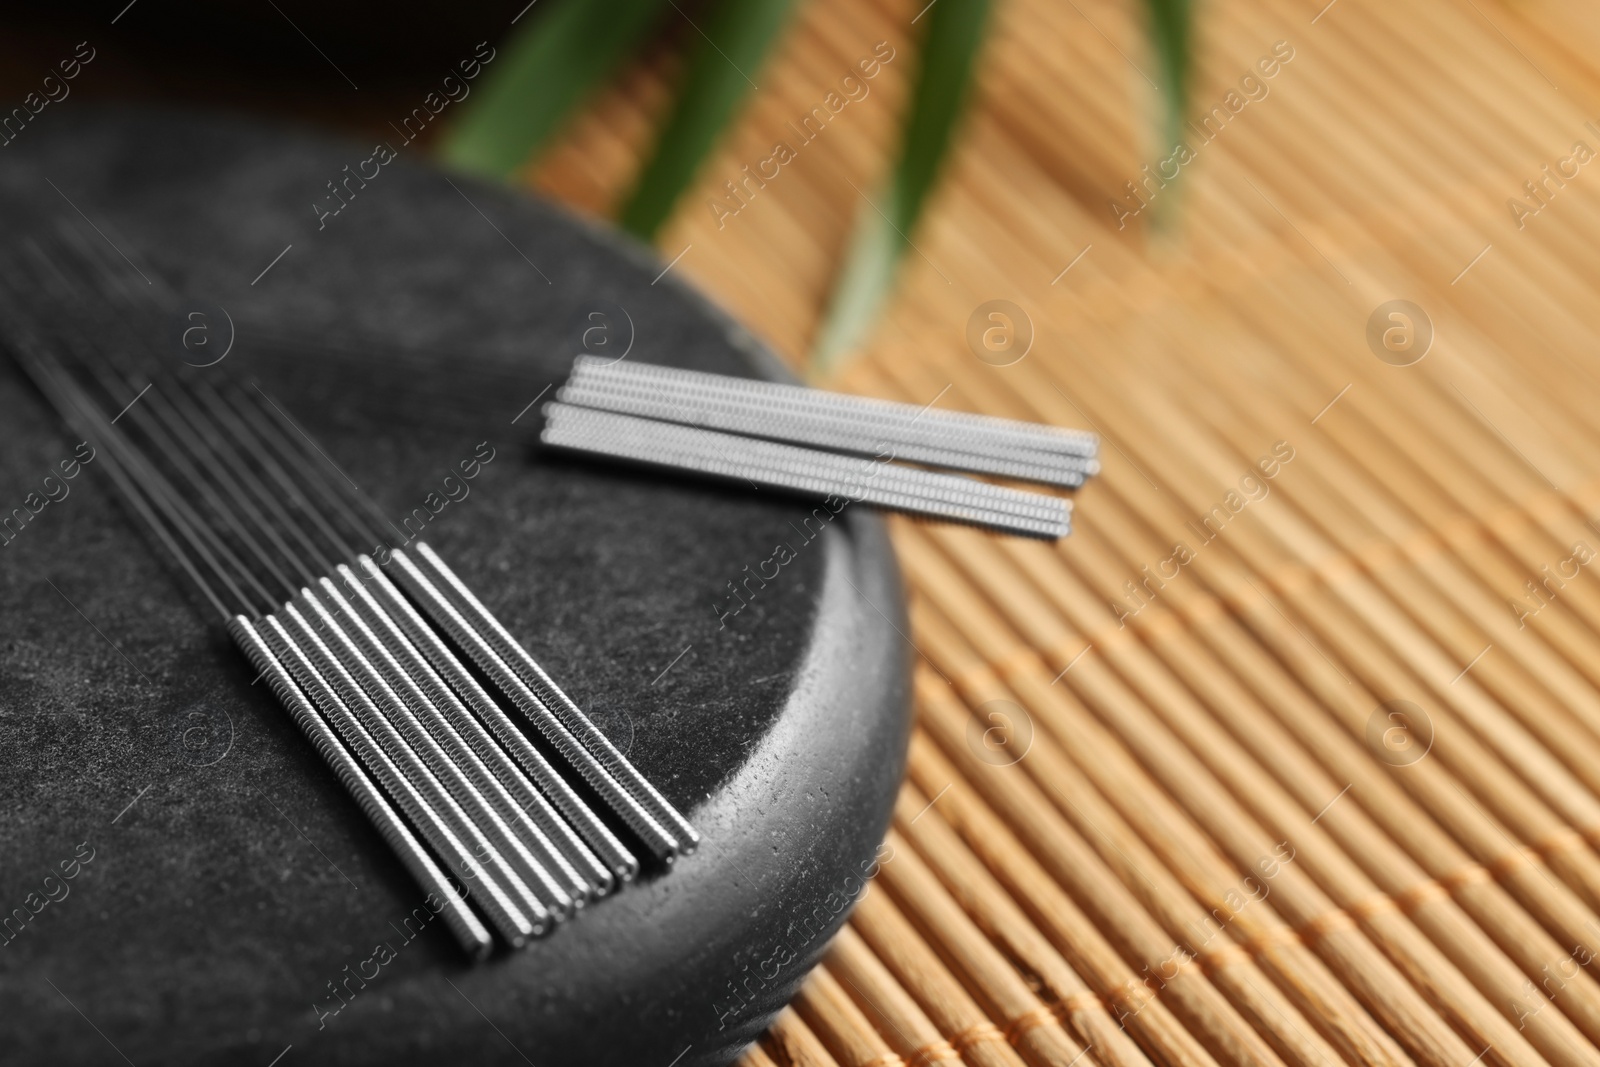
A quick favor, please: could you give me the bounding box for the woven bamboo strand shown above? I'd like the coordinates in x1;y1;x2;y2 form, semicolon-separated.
891;782;1160;1067
934;356;1600;895
852;888;1080;1067
896;422;1600;1062
864;296;1600;921
744;1041;787;1067
903;517;1600;1067
795;964;911;1067
911;673;1392;1067
855;358;1600;1030
765;1007;847;1067
1178;302;1600;734
1240;338;1600;712
1004;0;1600;819
999;500;1600;1050
902;734;1231;1067
1229;0;1600;371
838;212;1600;1067
851;239;1600;985
876;825;1107;1067
1129;140;1600;759
1168;348;1600;803
827;926;973;1067
1139;342;1600;908
934;0;1600;505
864;334;1600;953
1031;348;1600;912
872;166;1600;869
901;588;1502;1067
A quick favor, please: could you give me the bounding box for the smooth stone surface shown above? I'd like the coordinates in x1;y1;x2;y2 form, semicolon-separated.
0;108;910;1066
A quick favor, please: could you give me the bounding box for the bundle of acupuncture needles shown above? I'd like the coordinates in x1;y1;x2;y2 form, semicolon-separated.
542;355;1099;539
0;237;698;960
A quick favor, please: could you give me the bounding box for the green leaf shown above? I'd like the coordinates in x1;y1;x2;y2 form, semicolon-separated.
440;0;672;180
1143;0;1193;152
809;188;903;374
810;0;992;379
620;0;798;240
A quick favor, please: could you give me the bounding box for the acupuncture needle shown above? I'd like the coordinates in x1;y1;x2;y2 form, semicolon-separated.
236;386;690;864
100;373;585;919
560;365;1097;486
43;268;590;916
6;260;550;947
567;355;1099;459
540;402;1075;524
46;230;695;871
541;404;1071;539
0;328;502;956
48;353;550;942
191;374;637;887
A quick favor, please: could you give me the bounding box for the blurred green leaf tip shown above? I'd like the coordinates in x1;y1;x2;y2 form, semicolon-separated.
440;0;671;178
441;0;1193;378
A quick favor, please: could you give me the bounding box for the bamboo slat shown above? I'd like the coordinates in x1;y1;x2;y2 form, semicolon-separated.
890;782;1158;1067
795;965;910;1067
876;824;1099;1067
765;1008;845;1067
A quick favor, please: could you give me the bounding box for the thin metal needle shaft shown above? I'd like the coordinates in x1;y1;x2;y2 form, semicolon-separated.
329;569;606;900
351;557;633;887
308;578;578;918
230;617;494;959
417;542;702;853
266;609;544;945
388;548;681;861
0;280;501;958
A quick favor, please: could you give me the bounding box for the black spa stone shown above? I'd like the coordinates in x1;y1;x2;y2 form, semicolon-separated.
0;108;910;1066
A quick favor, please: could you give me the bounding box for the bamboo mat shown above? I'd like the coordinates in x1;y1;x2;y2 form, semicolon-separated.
527;1;1600;1066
